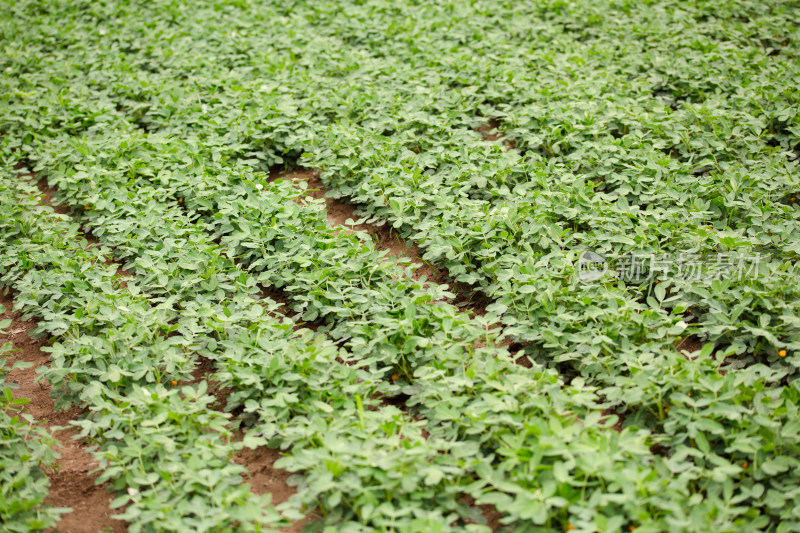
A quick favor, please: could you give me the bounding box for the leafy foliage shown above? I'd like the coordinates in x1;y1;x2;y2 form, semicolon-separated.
1;0;799;531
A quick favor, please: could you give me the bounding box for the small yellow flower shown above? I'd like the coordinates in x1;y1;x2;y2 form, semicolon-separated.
779;350;787;357
171;380;178;386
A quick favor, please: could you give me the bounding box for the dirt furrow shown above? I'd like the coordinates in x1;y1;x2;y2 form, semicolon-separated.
477;119;515;150
234;444;320;533
1;292;127;533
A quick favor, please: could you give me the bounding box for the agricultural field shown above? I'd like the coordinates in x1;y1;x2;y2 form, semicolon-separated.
1;0;799;531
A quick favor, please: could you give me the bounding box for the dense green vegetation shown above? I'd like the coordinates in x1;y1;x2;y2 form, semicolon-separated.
1;0;799;531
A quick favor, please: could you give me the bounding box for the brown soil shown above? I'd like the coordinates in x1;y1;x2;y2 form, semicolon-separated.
259;286;321;332
36;176;70;216
477;119;515;150
234;445;320;533
477;119;504;142
1;292;127;533
676;334;704;356
235;446;295;505
478;504;504;531
459;495;503;531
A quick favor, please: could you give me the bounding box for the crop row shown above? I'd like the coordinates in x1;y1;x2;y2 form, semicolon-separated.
27;124;800;530
30;125;659;530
